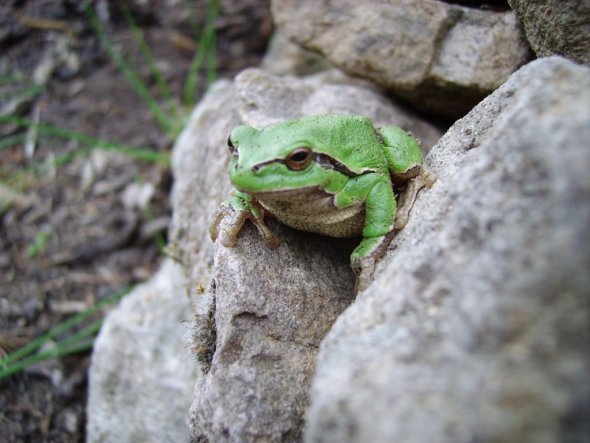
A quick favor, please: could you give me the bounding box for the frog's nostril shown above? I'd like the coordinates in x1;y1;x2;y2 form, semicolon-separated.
252;165;260;173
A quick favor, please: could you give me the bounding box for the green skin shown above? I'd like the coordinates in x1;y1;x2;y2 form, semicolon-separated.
209;115;433;288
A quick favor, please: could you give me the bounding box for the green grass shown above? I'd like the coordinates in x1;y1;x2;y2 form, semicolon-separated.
0;83;44;101
122;5;181;121
0;115;171;167
144;201;168;252
0;287;132;381
0;133;27;150
183;0;220;107
0;0;220;378
26;229;52;258
84;3;180;140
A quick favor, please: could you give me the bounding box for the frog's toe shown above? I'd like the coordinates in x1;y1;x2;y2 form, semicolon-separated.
218;231;238;248
422;165;437;188
209;205;227;241
350;232;398;293
211;203;249;248
250;215;280;249
351;251;381;294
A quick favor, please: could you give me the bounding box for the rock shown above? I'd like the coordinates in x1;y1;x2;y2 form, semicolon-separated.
168;80;241;287
234;68;443;151
86;82;240;441
272;0;533;118
261;32;330;76
305;56;590;443
186;68;444;441
189;223;356;441
87;260;196;443
508;0;590;65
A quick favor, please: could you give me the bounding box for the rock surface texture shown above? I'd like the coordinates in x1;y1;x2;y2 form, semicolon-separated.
86;64;443;442
187;68;443;442
305;57;590;443
86;82;239;442
189;222;356;441
272;0;532;118
87;260;196;443
508;0;590;65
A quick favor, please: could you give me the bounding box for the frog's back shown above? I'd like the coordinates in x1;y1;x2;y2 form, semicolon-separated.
377;125;423;175
260;115;387;175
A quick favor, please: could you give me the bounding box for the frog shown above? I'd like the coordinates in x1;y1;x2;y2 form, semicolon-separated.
209;114;435;291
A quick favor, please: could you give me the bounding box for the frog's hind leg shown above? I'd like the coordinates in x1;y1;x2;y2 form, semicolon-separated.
349;178;397;292
394;165;436;229
377;125;435;227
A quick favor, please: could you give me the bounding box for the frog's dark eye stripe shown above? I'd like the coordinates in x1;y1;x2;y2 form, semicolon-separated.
227;136;237;154
314;153;359;178
250;149;367;177
251;147;313;172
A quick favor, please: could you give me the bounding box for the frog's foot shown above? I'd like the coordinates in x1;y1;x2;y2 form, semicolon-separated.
351;232;397;293
210;201;245;247
395;165;436;229
209;200;280;249
250;212;280;249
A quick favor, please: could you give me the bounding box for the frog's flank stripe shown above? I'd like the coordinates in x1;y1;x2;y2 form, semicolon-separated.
314;153;364;177
251;154;368;177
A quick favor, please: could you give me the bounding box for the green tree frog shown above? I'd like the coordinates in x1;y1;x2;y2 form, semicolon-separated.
209;115;435;290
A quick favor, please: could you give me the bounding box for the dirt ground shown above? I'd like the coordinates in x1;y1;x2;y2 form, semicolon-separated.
0;1;272;441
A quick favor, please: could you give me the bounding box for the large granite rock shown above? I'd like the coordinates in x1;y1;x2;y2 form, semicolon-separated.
189;220;356;441
305;57;590;443
186;69;443;441
508;0;590;65
86;81;239;442
261;32;330;76
86;260;196;443
234;68;443;151
272;0;533;118
87;62;442;442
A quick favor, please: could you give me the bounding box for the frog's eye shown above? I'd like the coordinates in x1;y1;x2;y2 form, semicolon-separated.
285;147;313;171
227;136;236;154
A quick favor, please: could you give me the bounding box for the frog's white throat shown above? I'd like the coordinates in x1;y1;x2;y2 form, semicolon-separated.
253;187;364;238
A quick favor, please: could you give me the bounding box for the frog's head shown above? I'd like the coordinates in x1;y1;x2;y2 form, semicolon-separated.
226;120;341;195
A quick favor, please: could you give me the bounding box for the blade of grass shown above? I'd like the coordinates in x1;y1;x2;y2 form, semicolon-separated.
185;0;201;40
0;83;44;101
0;338;96;380
122;5;180;121
205;25;217;88
0;319;103;380
26;229;52;258
0;116;170;167
0;72;24;86
205;0;219;89
0;286;131;368
84;3;176;139
0;133;27;150
183;0;219;107
144;202;167;252
53;318;104;351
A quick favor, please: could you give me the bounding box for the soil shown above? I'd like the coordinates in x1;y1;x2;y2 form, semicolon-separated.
0;1;273;441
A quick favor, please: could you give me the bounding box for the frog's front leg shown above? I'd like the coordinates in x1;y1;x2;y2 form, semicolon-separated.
335;175;396;291
209;191;280;249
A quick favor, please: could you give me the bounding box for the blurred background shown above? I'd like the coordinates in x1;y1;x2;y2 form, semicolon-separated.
0;1;271;440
